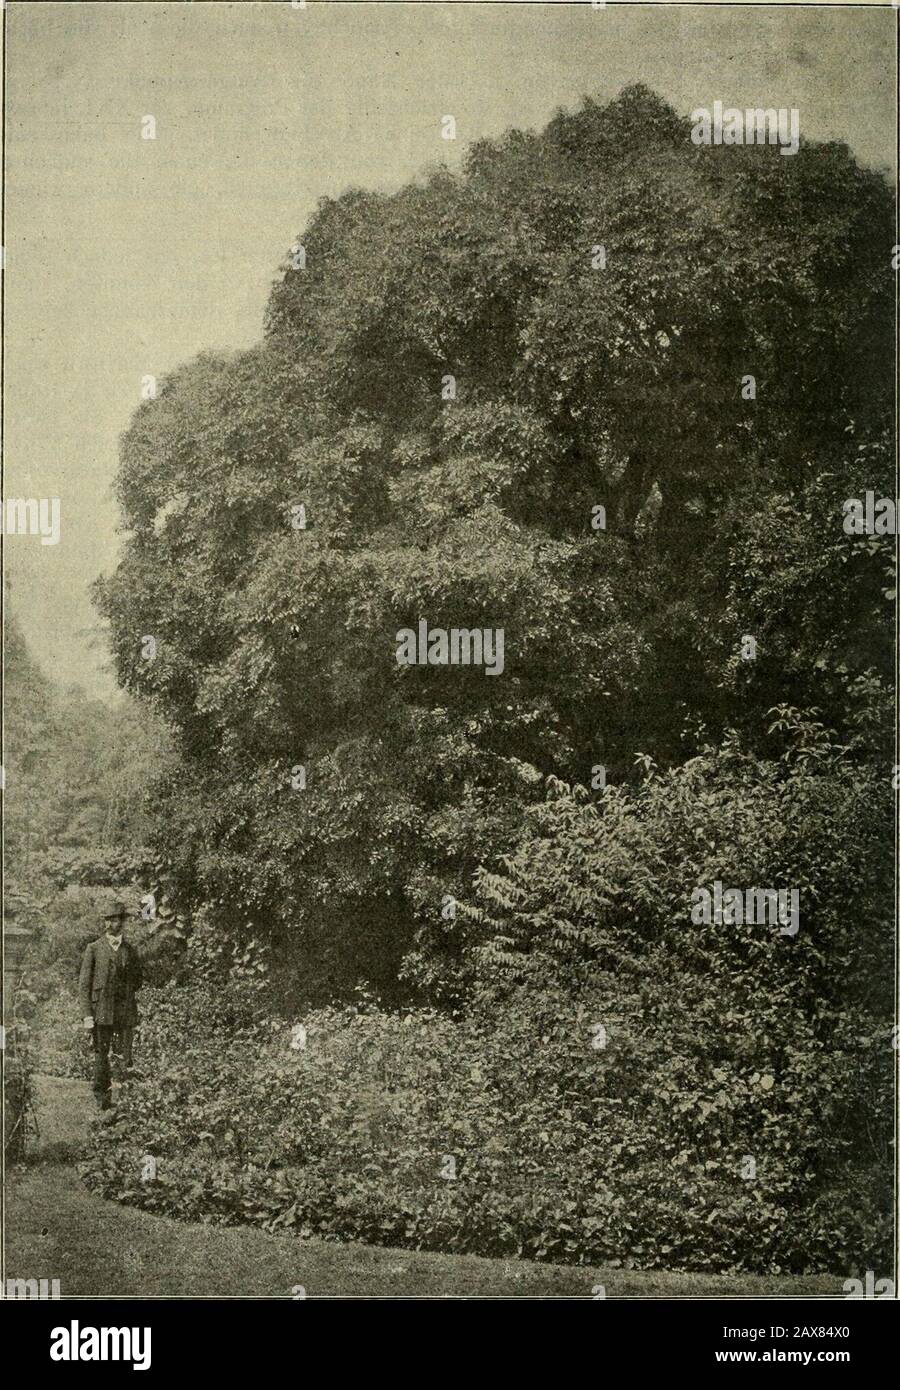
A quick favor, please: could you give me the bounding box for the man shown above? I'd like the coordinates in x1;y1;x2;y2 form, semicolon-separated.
78;902;143;1111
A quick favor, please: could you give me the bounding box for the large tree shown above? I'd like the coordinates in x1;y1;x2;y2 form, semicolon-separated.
96;86;893;1004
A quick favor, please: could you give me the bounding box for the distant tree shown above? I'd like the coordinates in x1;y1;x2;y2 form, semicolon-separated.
3;614;173;898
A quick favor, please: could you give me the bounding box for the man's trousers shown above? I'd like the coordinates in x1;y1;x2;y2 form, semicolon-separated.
91;1023;135;1109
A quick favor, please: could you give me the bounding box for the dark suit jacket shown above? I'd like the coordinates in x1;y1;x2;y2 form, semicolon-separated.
78;935;143;1027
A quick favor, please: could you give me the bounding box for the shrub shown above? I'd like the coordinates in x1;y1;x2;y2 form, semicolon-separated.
80;980;890;1271
4;973;38;1162
79;722;892;1274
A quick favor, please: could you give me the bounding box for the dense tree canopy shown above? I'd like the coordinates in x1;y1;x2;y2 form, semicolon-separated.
95;86;893;1003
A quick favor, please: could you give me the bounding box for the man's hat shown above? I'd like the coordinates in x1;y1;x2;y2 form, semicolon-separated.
102;901;131;926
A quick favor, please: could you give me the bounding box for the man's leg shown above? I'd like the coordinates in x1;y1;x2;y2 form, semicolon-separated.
118;1025;135;1071
91;1025;113;1109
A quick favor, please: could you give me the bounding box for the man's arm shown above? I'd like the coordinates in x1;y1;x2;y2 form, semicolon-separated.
78;942;96;1020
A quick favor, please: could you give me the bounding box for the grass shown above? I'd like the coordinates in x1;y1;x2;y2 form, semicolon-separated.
5;1075;846;1298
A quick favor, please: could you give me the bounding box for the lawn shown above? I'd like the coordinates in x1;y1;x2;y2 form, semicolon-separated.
5;1075;846;1299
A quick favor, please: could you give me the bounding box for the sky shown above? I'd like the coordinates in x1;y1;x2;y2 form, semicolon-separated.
3;0;896;698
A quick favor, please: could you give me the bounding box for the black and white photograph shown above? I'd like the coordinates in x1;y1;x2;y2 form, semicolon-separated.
2;0;897;1332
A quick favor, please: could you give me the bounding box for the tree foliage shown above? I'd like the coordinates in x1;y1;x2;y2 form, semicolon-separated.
95;86;893;1001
